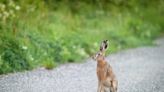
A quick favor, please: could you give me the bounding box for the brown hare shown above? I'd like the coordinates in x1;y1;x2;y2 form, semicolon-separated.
92;40;118;92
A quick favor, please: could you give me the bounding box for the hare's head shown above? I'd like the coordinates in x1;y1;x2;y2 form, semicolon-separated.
92;40;109;61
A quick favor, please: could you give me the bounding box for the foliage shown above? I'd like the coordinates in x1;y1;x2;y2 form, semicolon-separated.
0;0;20;22
0;31;32;74
42;58;56;70
0;0;163;74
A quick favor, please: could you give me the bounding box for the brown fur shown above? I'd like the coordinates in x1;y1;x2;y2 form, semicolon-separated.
96;58;118;92
92;40;118;92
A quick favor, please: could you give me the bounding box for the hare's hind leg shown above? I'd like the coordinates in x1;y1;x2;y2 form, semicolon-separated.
98;81;105;92
97;81;101;92
100;85;105;92
104;87;110;92
102;80;112;92
111;80;118;92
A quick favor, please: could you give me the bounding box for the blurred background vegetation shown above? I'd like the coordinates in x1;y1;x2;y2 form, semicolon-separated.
0;0;163;74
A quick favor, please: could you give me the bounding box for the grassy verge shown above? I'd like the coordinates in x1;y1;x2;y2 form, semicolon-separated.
0;0;163;74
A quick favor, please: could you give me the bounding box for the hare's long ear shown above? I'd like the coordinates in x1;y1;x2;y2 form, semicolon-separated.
99;40;108;55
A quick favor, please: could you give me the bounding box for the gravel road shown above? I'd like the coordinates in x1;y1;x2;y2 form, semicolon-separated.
0;38;164;92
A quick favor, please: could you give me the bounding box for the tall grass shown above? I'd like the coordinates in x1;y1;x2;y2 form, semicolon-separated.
0;0;163;74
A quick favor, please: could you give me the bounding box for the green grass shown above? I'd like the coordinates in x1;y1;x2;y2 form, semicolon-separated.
0;0;163;74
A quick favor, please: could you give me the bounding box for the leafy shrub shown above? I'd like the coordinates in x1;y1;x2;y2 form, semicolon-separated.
0;0;20;23
42;58;56;70
0;0;163;74
0;35;32;74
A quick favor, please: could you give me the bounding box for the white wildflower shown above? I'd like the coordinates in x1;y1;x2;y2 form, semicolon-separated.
22;46;28;50
72;45;76;49
77;48;87;56
3;11;9;17
0;4;5;10
8;0;15;7
15;5;20;11
29;55;34;61
9;10;14;14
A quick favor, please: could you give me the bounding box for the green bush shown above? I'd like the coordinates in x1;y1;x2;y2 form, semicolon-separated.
42;58;56;70
0;34;32;74
0;0;163;74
